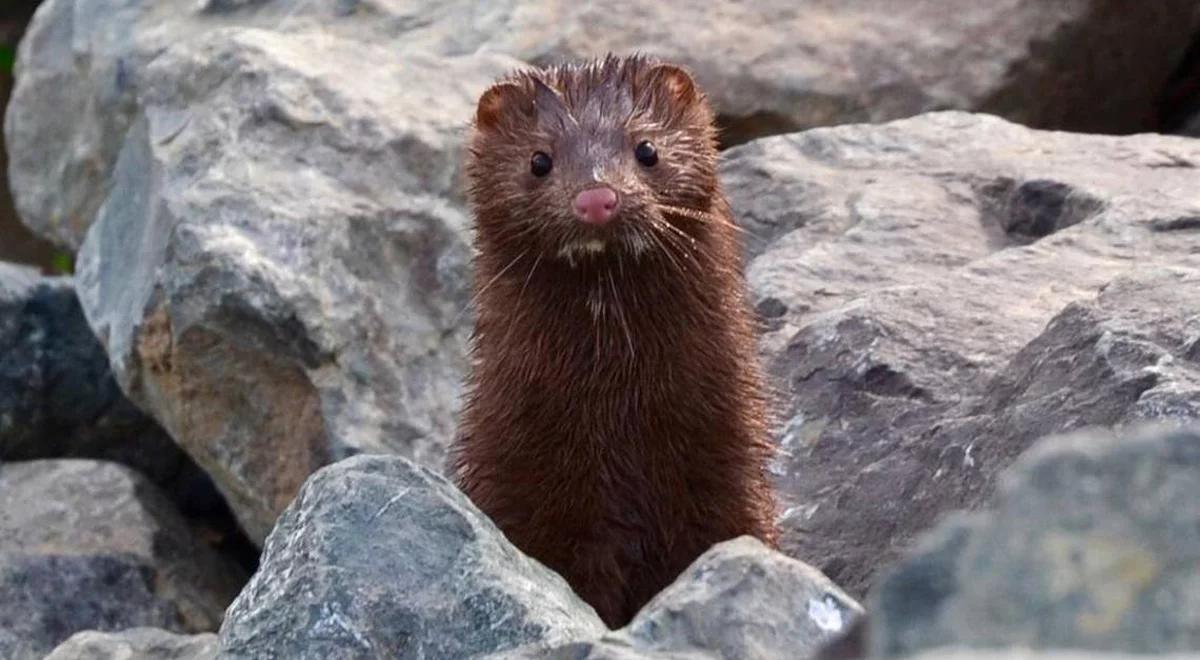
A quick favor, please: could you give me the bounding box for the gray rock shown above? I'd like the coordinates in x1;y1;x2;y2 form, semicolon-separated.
45;628;218;660
904;651;1200;660
486;0;1200;144
75;27;519;542
217;453;605;659
0;460;246;660
724;112;1200;595
0;261;206;501
502;537;862;660
619;537;862;659
9;0;1199;248
497;640;706;660
869;426;1200;656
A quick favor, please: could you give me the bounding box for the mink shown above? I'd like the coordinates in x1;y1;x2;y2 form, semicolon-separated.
452;54;778;628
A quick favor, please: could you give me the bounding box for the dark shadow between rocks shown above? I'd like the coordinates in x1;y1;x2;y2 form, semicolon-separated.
975;176;1107;246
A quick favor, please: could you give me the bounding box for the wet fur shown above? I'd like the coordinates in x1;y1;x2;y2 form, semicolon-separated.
453;54;778;628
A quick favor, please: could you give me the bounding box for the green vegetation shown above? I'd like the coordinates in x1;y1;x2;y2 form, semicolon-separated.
51;251;73;275
0;44;14;74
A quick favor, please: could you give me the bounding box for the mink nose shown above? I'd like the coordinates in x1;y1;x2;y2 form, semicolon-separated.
573;187;619;225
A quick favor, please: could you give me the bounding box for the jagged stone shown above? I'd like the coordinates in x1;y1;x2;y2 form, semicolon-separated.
217;454;605;659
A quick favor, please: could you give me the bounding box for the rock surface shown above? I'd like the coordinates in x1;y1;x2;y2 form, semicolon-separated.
902;652;1200;660
0;261;206;499
9;0;1200;249
45;628;218;660
619;537;862;659
725;112;1200;595
217;454;605;659
75;27;517;542
504;537;863;660
0;460;246;660
870;426;1200;656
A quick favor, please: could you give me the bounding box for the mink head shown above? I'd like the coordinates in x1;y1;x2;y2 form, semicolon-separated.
466;55;720;265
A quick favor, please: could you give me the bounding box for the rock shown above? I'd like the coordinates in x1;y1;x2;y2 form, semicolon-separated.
0;49;57;270
497;640;704;659
9;0;1200;249
869;426;1200;656
723;111;1200;595
619;537;862;659
0;460;246;660
485;0;1200;144
507;537;863;660
74;27;518;542
44;628;217;660
217;454;605;659
902;651;1200;660
0;261;207;500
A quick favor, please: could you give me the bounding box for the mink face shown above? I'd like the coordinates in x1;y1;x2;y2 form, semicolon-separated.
466;55;721;266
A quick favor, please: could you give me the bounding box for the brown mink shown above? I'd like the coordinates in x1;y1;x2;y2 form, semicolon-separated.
452;54;778;628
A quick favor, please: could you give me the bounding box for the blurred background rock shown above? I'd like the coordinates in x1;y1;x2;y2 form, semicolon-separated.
0;0;56;271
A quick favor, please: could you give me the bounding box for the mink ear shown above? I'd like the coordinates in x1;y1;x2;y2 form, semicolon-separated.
647;63;700;108
475;81;528;131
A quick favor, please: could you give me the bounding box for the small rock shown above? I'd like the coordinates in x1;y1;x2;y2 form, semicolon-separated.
217;454;605;659
870;425;1200;656
0;460;246;660
44;628;217;660
620;537;863;659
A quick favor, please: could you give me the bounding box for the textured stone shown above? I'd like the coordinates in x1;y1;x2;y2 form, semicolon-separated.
0;261;206;501
505;537;863;659
869;426;1200;656
217;454;605;659
45;628;217;660
902;651;1200;660
0;460;246;660
619;537;862;659
8;0;1199;248
74;28;518;542
723;112;1200;596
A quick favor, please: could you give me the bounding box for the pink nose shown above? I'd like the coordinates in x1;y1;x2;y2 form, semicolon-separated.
573;187;619;225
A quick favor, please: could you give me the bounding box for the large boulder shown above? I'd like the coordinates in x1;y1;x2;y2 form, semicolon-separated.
0;261;207;501
0;460;246;660
217;454;605;659
75;27;518;541
724;111;1200;595
869;426;1200;656
8;0;1200;248
505;537;864;659
44;628;217;660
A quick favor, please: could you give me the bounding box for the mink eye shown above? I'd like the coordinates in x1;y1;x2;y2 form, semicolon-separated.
530;151;553;177
634;141;658;167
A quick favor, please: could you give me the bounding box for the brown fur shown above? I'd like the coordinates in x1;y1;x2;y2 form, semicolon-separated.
452;54;778;628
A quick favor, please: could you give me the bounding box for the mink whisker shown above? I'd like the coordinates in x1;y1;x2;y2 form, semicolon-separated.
451;247;528;328
639;223;689;277
606;269;637;360
500;252;542;348
657;203;747;235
